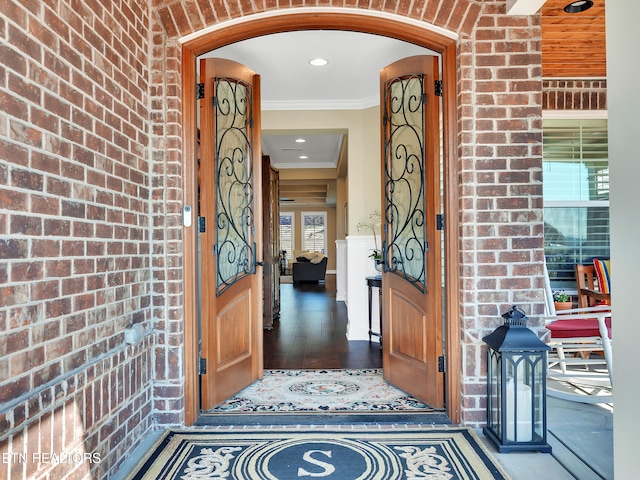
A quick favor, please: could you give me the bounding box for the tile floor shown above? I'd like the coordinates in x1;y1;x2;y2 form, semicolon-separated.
490;396;613;479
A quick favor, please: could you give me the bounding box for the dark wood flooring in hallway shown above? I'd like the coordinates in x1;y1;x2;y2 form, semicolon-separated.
263;275;383;370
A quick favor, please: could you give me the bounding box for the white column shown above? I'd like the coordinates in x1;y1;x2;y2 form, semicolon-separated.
335;240;348;302
346;235;381;341
608;0;640;475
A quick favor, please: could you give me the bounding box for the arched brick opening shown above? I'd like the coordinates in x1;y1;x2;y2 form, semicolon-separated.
180;10;462;425
154;2;481;40
149;2;545;428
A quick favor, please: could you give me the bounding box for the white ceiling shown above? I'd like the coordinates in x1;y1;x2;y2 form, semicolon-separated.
204;31;436;110
261;132;344;169
201;31;436;170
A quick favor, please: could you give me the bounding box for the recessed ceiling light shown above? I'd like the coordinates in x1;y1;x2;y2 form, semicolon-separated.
309;58;328;67
295;138;306;143
564;0;593;13
299;155;308;159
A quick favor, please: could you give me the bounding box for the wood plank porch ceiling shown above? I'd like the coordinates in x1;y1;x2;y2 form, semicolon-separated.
542;0;606;78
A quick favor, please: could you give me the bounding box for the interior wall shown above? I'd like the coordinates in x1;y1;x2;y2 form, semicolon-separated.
282;205;337;271
336;177;347;239
263;107;382;238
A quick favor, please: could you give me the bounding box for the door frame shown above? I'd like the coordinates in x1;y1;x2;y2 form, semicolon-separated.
181;11;461;425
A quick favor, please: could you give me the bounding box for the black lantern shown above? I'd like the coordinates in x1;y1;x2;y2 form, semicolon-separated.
483;306;552;453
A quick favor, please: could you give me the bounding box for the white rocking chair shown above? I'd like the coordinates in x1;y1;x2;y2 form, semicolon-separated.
544;263;613;404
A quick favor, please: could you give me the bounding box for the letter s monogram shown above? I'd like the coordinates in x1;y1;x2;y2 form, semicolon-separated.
297;450;336;477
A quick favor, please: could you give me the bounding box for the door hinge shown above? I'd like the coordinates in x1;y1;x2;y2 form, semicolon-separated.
198;216;206;233
438;355;446;373
436;214;444;231
199;357;207;375
434;80;443;97
196;83;204;100
422;93;427;104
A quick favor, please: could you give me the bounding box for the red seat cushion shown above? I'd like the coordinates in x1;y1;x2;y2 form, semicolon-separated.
548;318;612;339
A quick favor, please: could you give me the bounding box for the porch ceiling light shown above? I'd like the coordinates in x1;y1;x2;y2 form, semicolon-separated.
564;0;593;13
309;58;328;67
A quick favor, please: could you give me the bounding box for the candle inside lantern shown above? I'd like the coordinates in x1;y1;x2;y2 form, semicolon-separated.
505;378;533;442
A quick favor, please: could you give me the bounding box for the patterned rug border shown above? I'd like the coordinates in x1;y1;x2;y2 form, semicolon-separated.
127;427;511;480
207;368;439;415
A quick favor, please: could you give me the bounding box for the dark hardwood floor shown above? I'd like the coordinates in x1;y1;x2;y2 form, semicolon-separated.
263;275;383;370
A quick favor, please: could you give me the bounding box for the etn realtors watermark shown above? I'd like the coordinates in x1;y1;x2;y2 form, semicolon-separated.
2;451;101;465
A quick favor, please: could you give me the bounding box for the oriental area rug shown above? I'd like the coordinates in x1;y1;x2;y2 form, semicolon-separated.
126;428;511;480
208;369;433;414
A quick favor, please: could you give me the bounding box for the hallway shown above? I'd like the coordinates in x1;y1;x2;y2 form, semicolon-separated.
263;275;382;370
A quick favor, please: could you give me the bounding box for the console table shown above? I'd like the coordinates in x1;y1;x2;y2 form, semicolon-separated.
366;275;382;344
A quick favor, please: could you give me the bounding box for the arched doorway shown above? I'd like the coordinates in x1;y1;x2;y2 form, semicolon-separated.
181;10;461;425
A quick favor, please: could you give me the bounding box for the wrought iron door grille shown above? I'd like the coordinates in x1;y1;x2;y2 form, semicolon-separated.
214;77;255;295
383;73;427;292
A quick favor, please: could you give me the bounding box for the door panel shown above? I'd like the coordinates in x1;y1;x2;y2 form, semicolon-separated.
262;155;280;329
212;279;255;400
381;56;444;409
217;288;252;367
388;288;427;364
199;58;263;410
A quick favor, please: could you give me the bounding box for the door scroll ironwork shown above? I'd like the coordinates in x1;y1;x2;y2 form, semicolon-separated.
383;73;427;291
214;77;255;295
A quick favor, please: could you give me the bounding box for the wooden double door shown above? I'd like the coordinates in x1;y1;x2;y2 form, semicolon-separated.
197;56;444;411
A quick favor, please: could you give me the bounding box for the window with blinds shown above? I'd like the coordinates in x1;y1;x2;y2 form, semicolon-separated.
279;212;294;260
543;118;610;288
301;212;327;254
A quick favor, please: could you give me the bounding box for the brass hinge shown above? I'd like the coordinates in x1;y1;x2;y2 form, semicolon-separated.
196;83;204;100
434;80;443;97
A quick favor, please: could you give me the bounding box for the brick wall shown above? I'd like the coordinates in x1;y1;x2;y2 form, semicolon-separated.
147;14;185;429
0;1;154;478
456;2;544;424
150;0;546;428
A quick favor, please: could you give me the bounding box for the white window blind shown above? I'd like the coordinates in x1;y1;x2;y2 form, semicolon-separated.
279;212;294;260
301;212;327;254
543;118;610;288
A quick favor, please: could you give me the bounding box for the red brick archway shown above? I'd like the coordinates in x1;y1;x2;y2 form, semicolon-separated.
178;10;462;425
154;2;481;40
149;2;545;429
